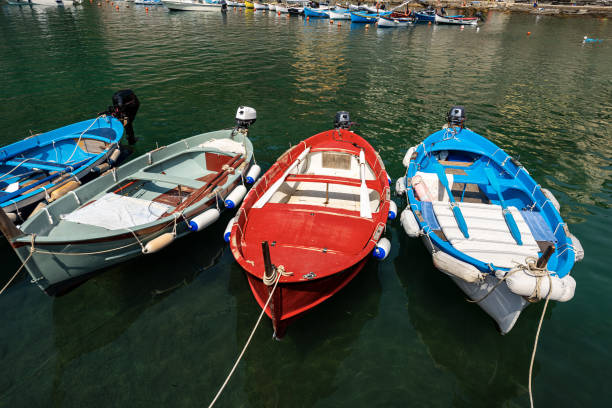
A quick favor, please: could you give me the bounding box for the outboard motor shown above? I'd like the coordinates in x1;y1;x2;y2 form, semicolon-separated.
235;106;257;131
334;111;351;130
110;89;139;145
447;106;466;128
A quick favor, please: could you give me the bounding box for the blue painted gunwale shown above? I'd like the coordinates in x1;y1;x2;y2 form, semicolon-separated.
0;116;124;211
405;126;576;278
303;7;329;18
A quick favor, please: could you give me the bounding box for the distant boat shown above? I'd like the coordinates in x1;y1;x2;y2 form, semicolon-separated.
163;0;227;11
328;8;350;20
8;0;77;5
134;0;164;5
303;6;329;18
398;106;583;334
0;90;139;221
229;112;392;338
435;14;478;25
349;10;389;24
253;1;267;10
244;0;254;8
413;9;436;23
378;14;414;27
0;107;258;296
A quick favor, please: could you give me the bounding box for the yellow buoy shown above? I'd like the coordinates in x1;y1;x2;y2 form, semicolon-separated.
49;180;81;202
143;233;175;254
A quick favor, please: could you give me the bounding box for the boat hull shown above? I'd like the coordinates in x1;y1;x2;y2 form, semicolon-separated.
246;257;369;337
303;7;329;18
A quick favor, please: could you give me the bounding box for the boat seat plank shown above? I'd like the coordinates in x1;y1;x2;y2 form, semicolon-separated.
131;171;205;189
433;201;540;268
285;174;378;189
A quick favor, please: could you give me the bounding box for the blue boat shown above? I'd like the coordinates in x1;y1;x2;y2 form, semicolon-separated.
413;9;436;23
349;10;390;24
0;90;139;219
398;106;583;334
303;7;329;18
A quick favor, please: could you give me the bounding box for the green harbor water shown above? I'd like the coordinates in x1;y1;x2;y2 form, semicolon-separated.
1;4;611;407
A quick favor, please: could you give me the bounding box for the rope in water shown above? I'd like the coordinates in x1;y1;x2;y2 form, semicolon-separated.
207;265;292;408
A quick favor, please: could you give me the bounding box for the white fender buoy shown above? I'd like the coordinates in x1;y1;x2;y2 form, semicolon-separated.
246;164;261;184
568;232;584;262
189;208;220;232
388;201;398;220
432;250;483;283
109;148;121;165
400;209;420;238
143;232;175;254
395;177;406;196
373;237;391;260
224;216;236;242
224;185;247;209
506;271;576;302
541;188;561;211
402;146;416;167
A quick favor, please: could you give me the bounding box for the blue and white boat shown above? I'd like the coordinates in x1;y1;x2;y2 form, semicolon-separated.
0;91;139;221
303;6;329;18
134;0;163;5
349;10;390;24
397;106;583;334
413;9;436;23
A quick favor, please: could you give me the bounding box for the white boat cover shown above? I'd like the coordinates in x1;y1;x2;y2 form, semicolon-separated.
432;201;540;268
198;138;245;155
415;171;453;202
61;193;170;230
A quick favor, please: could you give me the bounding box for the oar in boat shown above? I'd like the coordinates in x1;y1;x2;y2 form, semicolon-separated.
174;153;244;213
434;162;469;238
359;149;372;219
252;147;311;209
484;167;523;245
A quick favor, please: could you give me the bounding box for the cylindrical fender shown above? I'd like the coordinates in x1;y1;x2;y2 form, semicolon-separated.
143;232;175;254
388;201;398;220
395;177;406;196
432;250;483;283
224;185;247;209
246;164;261;184
373;237;391;260
402;146;416;167
93;162;111;173
49;180;80;202
568;232;584;262
224;216;236;243
400;208;420;238
541;188;561;212
506;271;576;302
189;208;221;232
109;148;121;165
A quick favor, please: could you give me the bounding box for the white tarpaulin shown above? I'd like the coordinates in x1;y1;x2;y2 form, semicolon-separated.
198;138;245;155
61;193;170;230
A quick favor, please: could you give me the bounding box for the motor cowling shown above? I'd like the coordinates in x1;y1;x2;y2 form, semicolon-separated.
334;111;351;129
447;105;466;128
235;106;256;130
110;89;139;144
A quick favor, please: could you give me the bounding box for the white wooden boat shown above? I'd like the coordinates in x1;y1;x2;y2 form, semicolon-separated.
163;0;225;10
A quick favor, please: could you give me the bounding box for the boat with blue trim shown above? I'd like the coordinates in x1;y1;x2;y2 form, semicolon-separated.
0;90;139;221
303;5;330;18
349;10;390;23
163;0;228;11
397;106;583;334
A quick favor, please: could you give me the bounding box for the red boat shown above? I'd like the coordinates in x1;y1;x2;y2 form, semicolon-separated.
229;114;391;338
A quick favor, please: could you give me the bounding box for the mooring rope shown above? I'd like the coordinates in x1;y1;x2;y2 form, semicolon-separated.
208;265;292;408
0;235;35;295
464;256;552;408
